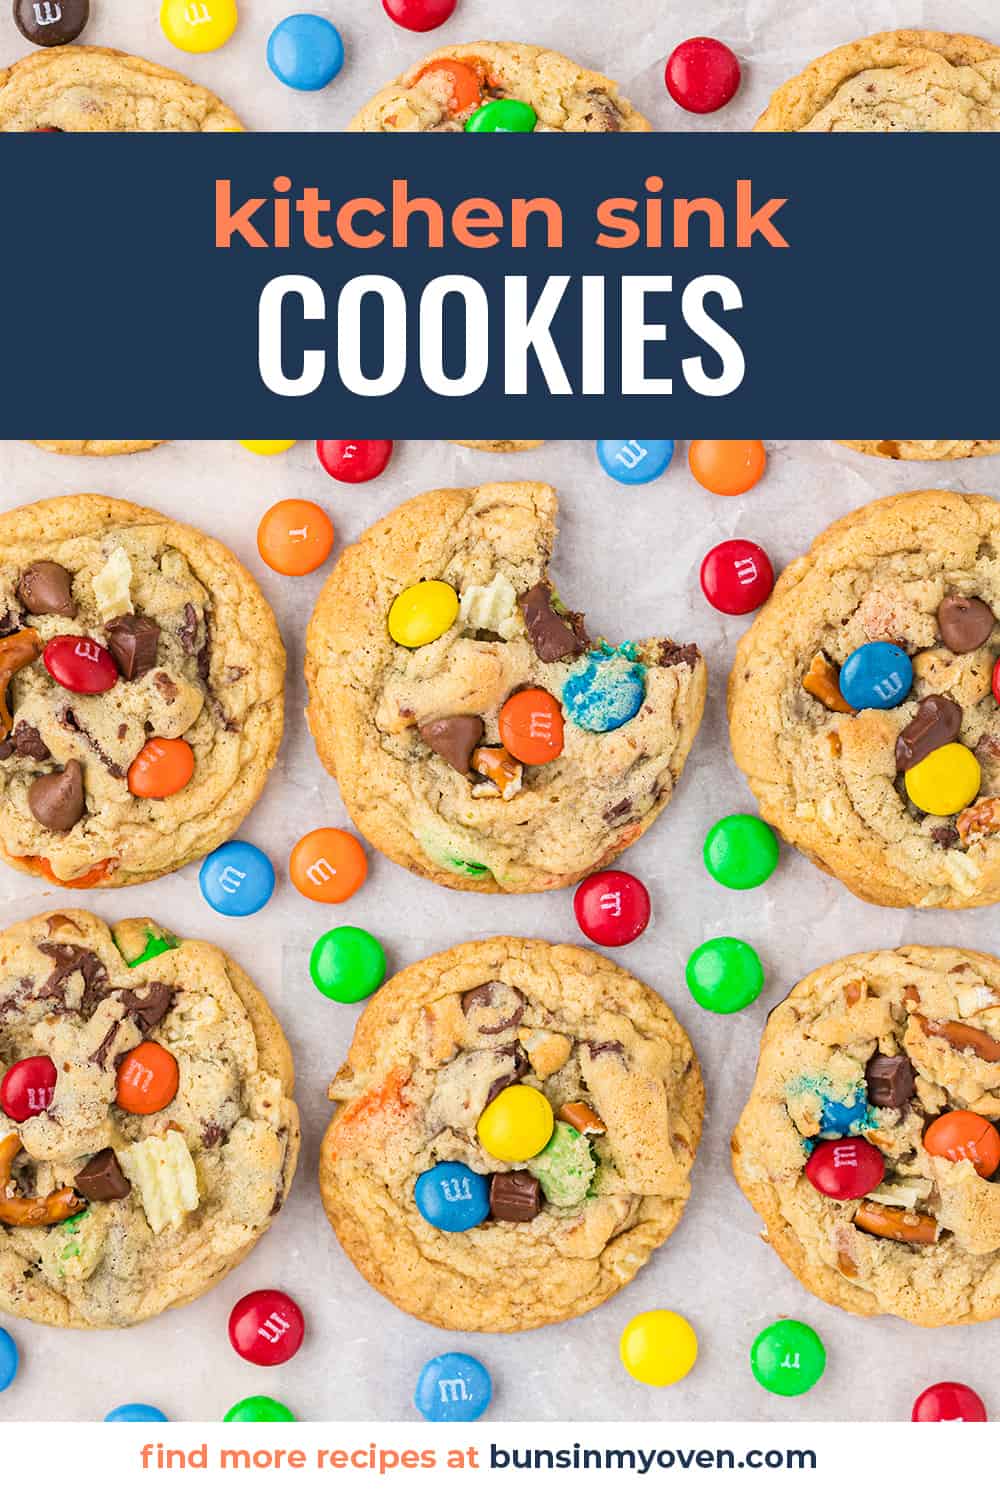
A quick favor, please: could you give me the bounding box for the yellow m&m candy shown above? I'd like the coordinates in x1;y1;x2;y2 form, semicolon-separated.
905;743;981;817
160;0;238;53
476;1085;553;1163
239;440;296;456
388;581;459;649
620;1310;698;1387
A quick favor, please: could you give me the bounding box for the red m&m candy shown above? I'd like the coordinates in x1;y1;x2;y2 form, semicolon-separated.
382;0;456;31
43;635;118;694
991;655;1000;707
574;872;650;947
912;1382;987;1423
1;1056;56;1123
665;37;741;114
805;1138;884;1200
700;540;774;615
316;440;393;484
229;1289;305;1367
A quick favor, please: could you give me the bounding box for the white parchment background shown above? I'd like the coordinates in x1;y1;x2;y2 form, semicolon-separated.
3;0;1000;1424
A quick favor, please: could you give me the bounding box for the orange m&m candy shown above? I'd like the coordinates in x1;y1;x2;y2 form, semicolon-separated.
924;1110;1000;1177
127;738;195;799
290;828;368;903
257;499;335;577
414;58;482;113
689;440;766;496
499;688;564;766
116;1041;179;1115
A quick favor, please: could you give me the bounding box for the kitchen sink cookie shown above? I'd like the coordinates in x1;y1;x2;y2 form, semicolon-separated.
351;42;649;132
32;443;163;457
0;45;241;131
321;937;703;1332
454;441;542;452
0;908;298;1329
305;482;705;892
842;442;1000;462
733;945;1000;1327
729;489;1000;909
0;494;284;888
755;30;1000;132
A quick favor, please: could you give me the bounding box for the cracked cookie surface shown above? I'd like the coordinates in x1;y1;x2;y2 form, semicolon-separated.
0;909;298;1329
0;46;242;131
729;490;1000;908
350;41;649;132
0;494;284;888
733;945;1000;1327
841;442;1000;462
32;443;163;458
320;937;702;1332
305;482;705;892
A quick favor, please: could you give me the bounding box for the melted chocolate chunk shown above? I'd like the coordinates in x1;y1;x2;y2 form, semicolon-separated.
89;1020;121;1069
586;1040;625;1059
865;1053;915;1111
461;981;526;1034
895;694;962;772
16;560;76;618
74;1148;129;1203
27;760;85;831
659;641;700;669
519;583;587;663
106;614;160;681
59;707;126;779
10;722;51;760
490;1170;542;1222
418;714;484;774
604;797;632;823
937;595;996;655
0;608;23;636
120;982;176;1034
178;602;199;653
932;824;960;849
201;1120;227;1148
36;942;108;1018
485;1043;529;1104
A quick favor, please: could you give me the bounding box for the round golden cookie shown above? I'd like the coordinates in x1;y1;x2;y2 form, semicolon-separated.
733;944;1000;1327
305;482;705;892
32;443;163;458
0;45;241;131
729;489;1000;909
350;41;649;132
0;908;298;1330
0;494;284;888
320;937;703;1332
754;30;1000;132
840;442;1000;462
454;441;543;452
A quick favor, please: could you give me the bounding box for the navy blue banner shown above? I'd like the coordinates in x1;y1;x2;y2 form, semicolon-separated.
3;131;998;437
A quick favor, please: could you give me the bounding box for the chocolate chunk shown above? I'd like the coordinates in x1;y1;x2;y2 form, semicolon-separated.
659;641;700;669
120;982;176;1034
937;596;995;654
485;1043;529;1104
604;797;632;823
11;721;51;760
89;1020;121;1069
59;707;125;779
586;1040;625;1059
201;1120;227;1148
73;1148;129;1203
418;714;484;774
178;602;200;653
519;583;587;663
105;614;160;681
14;0;89;45
490;1170;542;1222
865;1053;915;1111
36;941;107;1017
0;608;23;636
932;824;960;848
27;759;84;831
585;89;623;131
895;694;962;772
16;560;76;618
461;981;526;1034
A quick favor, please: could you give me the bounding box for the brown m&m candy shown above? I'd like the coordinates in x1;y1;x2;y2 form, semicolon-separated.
27;759;84;830
14;0;89;47
865;1052;915;1111
489;1170;541;1222
17;560;75;617
74;1147;129;1202
937;595;995;655
519;583;586;663
106;615;160;681
895;694;962;773
418;714;483;774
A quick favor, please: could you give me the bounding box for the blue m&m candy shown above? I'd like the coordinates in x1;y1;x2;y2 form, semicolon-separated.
819;1092;868;1137
414;1162;490;1232
105;1403;168;1422
267;14;344;91
0;1329;18;1392
596;440;675;485
415;1353;492;1422
563;649;645;732
839;642;913;711
199;841;275;916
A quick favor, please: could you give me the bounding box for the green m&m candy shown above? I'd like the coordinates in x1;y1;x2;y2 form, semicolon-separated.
465;97;537;132
685;937;763;1014
703;814;779;890
310;926;386;1005
224;1395;296;1422
750;1320;826;1397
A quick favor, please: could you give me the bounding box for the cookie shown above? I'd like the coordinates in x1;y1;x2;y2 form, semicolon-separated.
32;443;163;457
0;494;284;888
728;489;1000;909
733;944;1000;1327
841;442;1000;462
0;908;298;1329
0;45;242;131
754;30;1000;132
320;937;703;1332
305;482;705;892
350;41;649;133
454;441;543;452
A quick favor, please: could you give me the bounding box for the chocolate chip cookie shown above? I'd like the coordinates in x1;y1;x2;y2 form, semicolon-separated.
350;42;649;132
32;443;163;457
0;45;242;131
320;937;702;1332
841;442;1000;462
733;944;1000;1327
0;494;284;888
729;489;1000;908
0;909;298;1329
305;482;705;892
